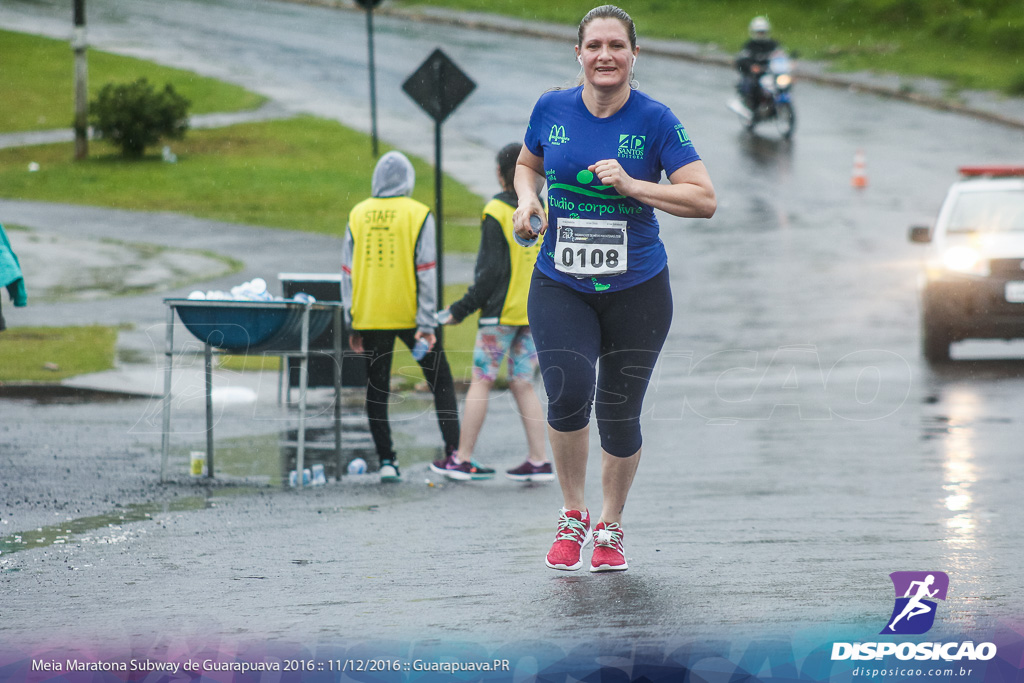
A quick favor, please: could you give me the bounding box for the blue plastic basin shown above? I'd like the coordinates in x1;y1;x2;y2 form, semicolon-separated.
169;300;335;352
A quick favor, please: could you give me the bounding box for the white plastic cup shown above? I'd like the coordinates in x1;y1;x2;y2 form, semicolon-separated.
311;463;326;486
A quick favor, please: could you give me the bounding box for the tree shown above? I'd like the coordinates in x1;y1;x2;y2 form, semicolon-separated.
89;78;190;158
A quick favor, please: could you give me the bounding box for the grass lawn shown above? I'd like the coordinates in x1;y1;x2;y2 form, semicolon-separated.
0;28;265;133
401;0;1024;95
0;325;117;382
0;116;484;252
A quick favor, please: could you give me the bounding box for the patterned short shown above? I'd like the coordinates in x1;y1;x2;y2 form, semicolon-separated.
472;324;538;382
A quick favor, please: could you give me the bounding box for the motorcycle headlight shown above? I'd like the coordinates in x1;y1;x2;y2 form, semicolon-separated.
776;74;792;88
940;245;988;275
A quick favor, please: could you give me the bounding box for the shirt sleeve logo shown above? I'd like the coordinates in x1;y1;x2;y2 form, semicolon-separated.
674;124;694;148
548;125;570;146
617;134;646;160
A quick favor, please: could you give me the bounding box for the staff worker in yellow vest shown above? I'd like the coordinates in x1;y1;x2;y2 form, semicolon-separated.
341;151;460;483
433;143;552;482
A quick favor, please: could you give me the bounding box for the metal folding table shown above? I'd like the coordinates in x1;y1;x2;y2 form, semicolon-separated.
160;298;344;487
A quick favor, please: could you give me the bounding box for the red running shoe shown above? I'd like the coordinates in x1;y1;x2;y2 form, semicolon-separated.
545;508;592;571
590;522;627;572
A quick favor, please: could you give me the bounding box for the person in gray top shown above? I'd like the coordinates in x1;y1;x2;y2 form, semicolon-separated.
340;151;459;482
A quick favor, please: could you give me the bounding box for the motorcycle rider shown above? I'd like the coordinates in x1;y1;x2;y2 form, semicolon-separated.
735;16;780;112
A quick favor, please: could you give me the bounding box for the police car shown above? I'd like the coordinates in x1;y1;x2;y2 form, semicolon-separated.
909;166;1024;362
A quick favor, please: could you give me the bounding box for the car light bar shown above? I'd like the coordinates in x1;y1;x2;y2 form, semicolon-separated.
958;165;1024;177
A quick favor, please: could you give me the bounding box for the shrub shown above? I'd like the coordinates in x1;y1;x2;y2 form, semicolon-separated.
89;78;191;158
1007;71;1024;97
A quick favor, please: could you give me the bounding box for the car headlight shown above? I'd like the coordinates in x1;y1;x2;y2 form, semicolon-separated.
940;245;989;275
776;74;792;88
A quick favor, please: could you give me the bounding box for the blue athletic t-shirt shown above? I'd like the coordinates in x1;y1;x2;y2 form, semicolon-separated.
524;86;701;293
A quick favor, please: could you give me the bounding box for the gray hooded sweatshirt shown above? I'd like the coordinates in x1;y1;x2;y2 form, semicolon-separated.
340;151;438;333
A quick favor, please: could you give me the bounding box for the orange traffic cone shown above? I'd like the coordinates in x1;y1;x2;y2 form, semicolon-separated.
851;149;868;188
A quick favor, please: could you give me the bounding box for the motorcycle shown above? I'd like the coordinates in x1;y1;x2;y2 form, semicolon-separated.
727;50;796;139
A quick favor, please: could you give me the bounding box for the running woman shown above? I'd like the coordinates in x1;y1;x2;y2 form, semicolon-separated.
513;5;716;572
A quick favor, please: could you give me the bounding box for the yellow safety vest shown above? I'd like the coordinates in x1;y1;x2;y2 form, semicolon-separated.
483;198;540;326
348;196;431;330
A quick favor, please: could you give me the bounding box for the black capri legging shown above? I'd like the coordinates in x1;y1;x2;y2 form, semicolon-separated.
528;267;673;458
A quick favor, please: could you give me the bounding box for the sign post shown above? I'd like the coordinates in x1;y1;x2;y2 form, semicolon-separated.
401;49;476;315
353;0;384;157
72;0;88;160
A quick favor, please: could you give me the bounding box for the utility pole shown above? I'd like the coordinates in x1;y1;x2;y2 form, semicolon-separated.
354;0;383;157
73;0;88;160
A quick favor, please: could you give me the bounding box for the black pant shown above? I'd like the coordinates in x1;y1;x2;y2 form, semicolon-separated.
359;328;460;461
528;267;673;458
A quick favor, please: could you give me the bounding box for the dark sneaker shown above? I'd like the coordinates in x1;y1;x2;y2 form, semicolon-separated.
429;454;495;481
590;521;627;572
379;459;401;483
505;459;555;482
545;508;592;571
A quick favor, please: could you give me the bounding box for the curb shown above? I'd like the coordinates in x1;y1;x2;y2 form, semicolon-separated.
0;383;148;403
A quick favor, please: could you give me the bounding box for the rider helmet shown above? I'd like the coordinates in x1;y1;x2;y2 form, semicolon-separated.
749;16;771;39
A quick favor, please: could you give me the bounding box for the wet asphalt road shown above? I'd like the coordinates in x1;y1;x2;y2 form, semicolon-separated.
2;0;1024;656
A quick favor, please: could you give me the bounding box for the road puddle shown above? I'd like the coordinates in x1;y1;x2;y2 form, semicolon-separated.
0;497;213;560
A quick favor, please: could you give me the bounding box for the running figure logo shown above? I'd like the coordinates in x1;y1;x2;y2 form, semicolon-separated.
881;571;949;635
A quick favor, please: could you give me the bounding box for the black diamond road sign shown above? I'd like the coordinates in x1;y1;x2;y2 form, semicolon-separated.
402;48;476;123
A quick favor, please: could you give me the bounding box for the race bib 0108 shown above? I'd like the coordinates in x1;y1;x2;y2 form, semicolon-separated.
554;218;628;278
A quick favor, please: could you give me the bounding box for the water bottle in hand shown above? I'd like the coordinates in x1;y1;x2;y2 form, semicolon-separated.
411;337;430;361
515;214;542;247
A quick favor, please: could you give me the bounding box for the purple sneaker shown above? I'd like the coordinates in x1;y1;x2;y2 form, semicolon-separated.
429;454;496;481
505;459;555;482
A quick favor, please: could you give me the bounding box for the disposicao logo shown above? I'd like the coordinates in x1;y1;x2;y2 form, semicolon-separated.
831;571;997;663
882;571;949;635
